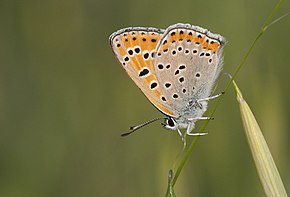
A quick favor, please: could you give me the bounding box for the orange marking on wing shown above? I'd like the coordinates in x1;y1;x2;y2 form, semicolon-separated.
177;32;185;41
153;89;161;97
209;42;219;53
162;43;169;51
122;36;131;48
154;102;175;116
148;34;159;50
133;54;155;81
193;36;204;44
202;38;209;49
135;54;145;67
139;56;154;70
131;35;139;46
139;34;151;50
130;58;141;70
169;35;177;43
143;74;155;83
146;59;155;69
126;34;133;40
146;34;160;82
184;32;193;42
117;46;126;56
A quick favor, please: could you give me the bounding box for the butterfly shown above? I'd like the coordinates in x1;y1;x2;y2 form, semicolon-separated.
109;23;225;139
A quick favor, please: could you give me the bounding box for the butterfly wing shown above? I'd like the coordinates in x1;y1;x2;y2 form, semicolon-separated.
154;23;225;117
109;27;177;117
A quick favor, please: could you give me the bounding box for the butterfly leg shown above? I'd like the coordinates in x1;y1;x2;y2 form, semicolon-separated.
188;117;214;121
176;128;186;147
197;92;225;103
194;92;224;109
186;122;208;136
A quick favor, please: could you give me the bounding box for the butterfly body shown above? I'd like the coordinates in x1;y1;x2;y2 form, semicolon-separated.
110;23;225;136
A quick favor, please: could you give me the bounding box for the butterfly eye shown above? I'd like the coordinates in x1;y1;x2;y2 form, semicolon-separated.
163;117;178;131
164;117;177;130
168;118;175;127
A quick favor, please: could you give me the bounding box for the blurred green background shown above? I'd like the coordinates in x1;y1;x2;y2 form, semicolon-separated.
1;0;289;196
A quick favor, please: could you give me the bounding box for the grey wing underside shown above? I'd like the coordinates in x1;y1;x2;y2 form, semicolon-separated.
154;23;225;116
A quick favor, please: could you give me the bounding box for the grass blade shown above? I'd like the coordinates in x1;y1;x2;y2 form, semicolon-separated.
233;81;288;197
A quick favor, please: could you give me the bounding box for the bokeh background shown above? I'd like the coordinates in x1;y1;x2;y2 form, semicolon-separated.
1;0;290;196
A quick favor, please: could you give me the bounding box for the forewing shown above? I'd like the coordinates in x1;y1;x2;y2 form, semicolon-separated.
109;27;176;117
